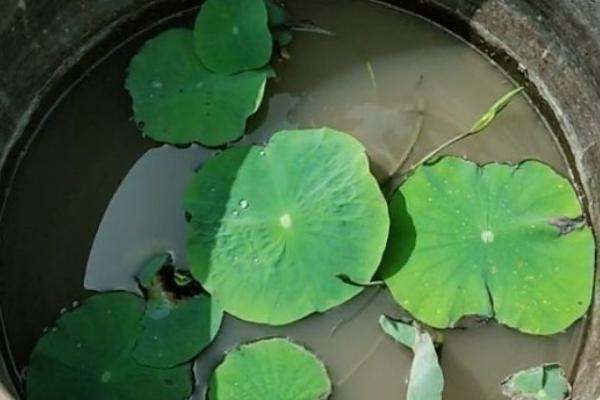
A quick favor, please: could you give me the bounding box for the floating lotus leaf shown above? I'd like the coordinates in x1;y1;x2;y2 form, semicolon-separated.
265;0;293;47
501;364;571;400
126;29;267;146
133;254;223;368
208;338;331;400
26;292;193;400
382;156;595;335
379;316;444;400
194;0;272;75
185;128;389;325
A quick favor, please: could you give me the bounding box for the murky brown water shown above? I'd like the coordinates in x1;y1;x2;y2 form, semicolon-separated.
0;0;583;399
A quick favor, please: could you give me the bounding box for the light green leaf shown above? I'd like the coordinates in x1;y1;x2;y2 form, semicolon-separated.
126;29;267;146
133;254;223;368
26;292;193;400
379;316;444;400
470;87;524;134
194;0;272;75
501;364;571;400
185;128;389;325
208;338;331;400
382;156;595;335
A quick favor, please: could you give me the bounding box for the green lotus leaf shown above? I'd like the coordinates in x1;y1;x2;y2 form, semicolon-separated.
382;156;595;335
501;364;571;400
133;254;224;368
26;292;193;400
264;0;293;47
126;29;267;146
185;128;389;325
194;0;272;75
379;316;444;400
208;338;331;400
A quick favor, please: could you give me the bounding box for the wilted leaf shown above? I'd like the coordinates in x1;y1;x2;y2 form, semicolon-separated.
379;316;444;400
133;254;223;368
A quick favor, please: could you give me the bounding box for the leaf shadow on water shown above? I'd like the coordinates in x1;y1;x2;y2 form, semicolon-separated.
376;191;417;281
184;147;255;398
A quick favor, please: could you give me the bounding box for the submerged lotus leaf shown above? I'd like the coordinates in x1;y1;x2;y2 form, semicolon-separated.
208;338;331;400
185;128;389;325
194;0;272;75
379;316;444;400
501;364;571;400
126;29;267;146
382;156;595;335
26;292;192;400
132;254;223;368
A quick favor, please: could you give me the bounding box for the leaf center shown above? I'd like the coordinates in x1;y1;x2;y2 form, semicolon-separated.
480;229;494;244
279;213;292;229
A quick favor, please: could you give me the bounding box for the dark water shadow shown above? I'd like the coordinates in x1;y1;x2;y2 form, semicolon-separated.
376;191;417;280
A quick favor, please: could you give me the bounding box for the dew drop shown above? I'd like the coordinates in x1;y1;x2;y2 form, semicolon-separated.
210;187;216;193
151;80;163;89
259;150;266;156
232;26;240;35
72;301;79;308
239;199;249;209
100;371;112;383
59;307;67;314
253;257;260;264
232;210;239;217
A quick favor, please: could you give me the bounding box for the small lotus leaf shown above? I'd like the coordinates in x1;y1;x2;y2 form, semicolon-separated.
194;0;272;75
501;363;571;400
382;156;595;334
26;292;193;400
185;128;389;325
208;338;331;400
133;254;223;368
126;29;267;146
379;316;444;400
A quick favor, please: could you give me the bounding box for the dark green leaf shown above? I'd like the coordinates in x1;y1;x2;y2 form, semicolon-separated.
194;0;272;75
26;292;193;400
133;254;223;368
126;29;267;146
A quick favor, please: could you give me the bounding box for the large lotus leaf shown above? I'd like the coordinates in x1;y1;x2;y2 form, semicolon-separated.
26;292;193;400
126;29;267;146
382;156;595;335
208;338;331;400
194;0;272;75
185;128;389;325
379;316;444;400
133;254;223;368
501;364;571;400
